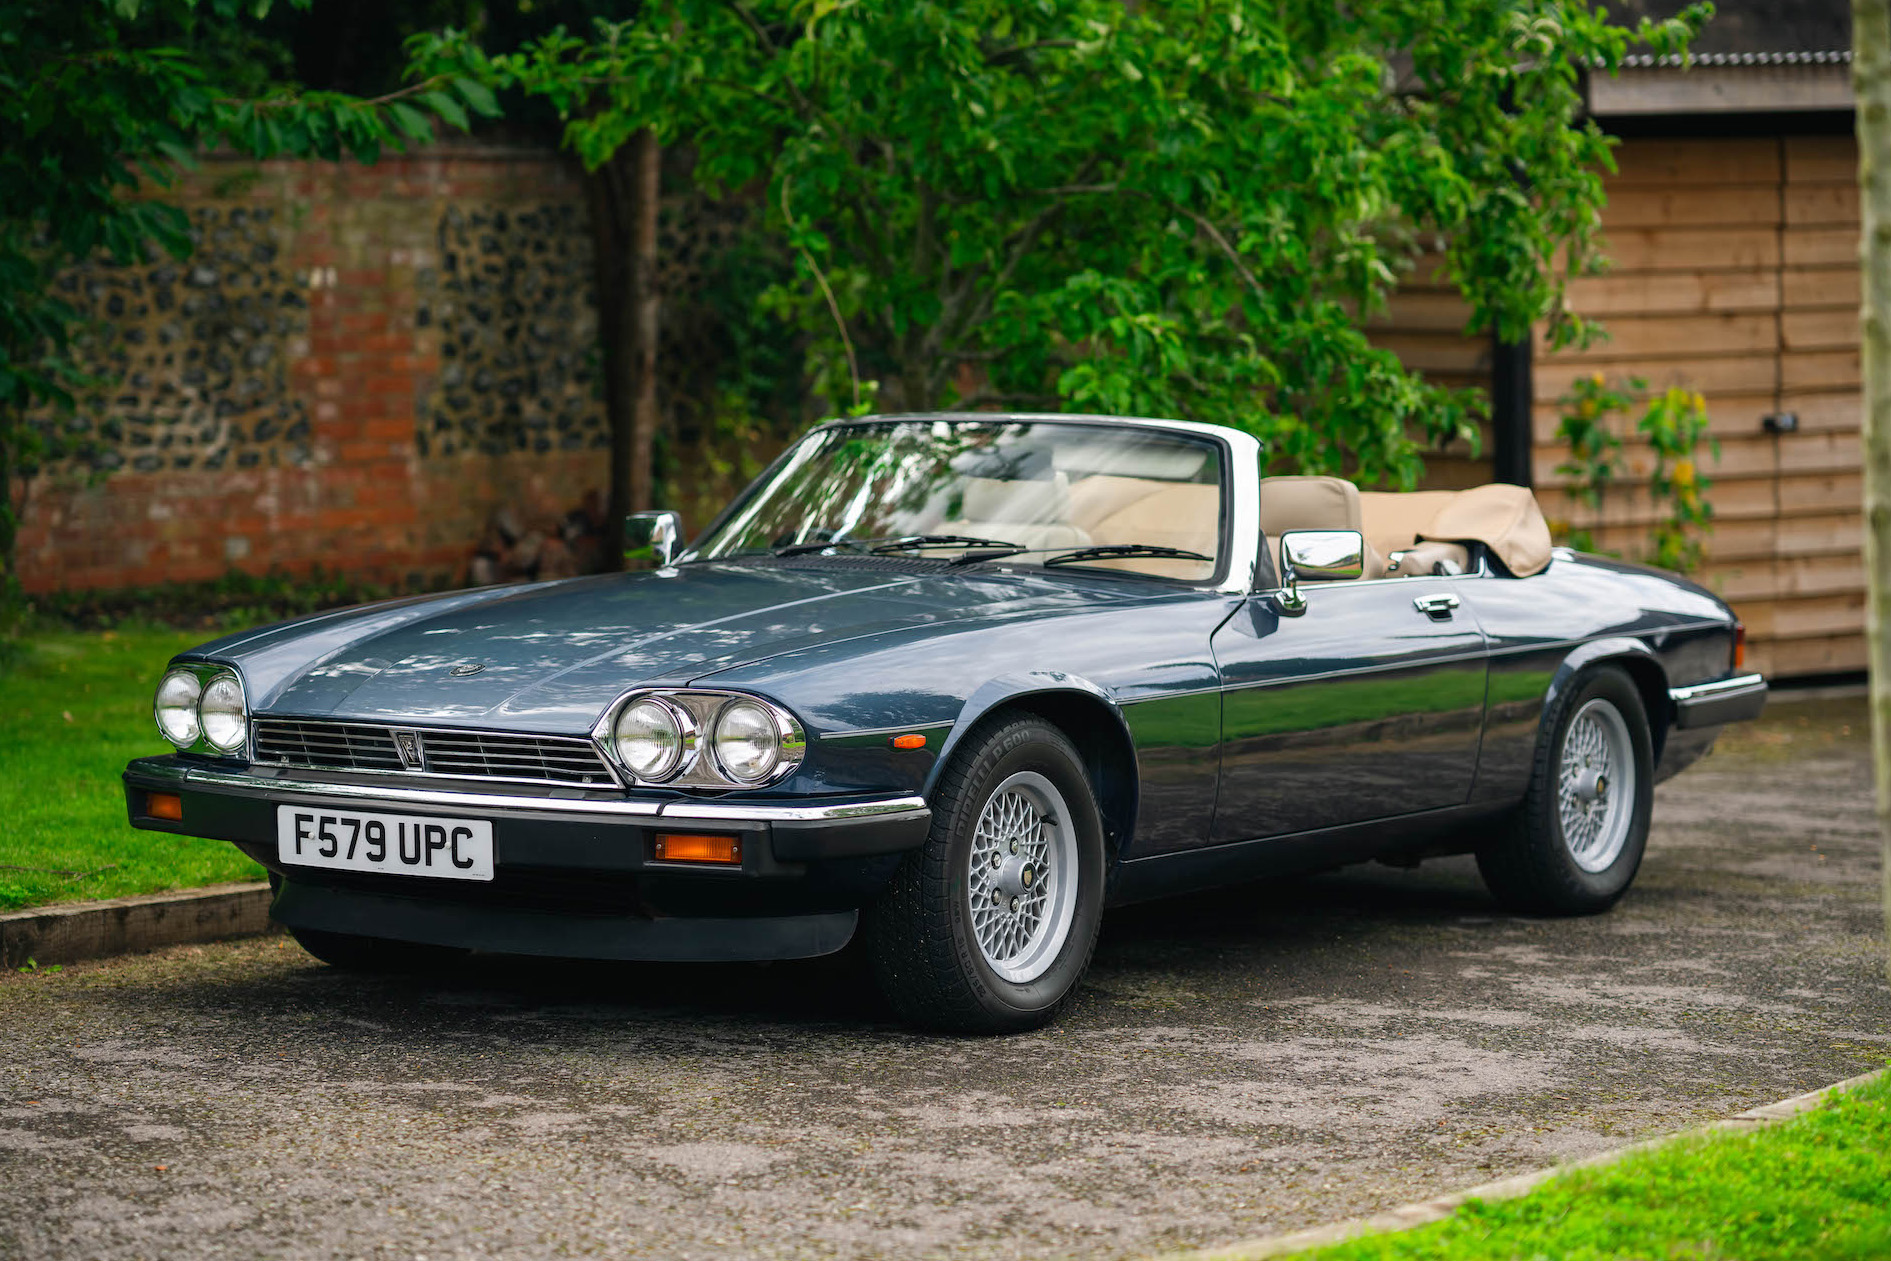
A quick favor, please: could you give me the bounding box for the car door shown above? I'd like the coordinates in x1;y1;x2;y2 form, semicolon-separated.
1208;572;1488;844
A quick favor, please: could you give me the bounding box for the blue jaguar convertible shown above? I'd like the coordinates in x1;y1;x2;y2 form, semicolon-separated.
124;414;1767;1031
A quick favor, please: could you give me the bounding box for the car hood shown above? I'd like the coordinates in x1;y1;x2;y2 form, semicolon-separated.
212;563;1145;733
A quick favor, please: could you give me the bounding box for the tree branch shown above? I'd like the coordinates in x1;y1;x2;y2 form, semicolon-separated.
782;177;863;410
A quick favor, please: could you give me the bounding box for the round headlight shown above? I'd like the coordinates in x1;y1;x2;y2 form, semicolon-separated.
198;672;248;754
712;700;782;784
613;698;686;780
154;669;203;748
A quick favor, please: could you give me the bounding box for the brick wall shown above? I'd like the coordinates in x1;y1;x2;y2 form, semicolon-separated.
16;145;611;594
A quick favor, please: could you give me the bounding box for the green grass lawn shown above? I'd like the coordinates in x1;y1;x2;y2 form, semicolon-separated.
0;630;264;911
1282;1071;1891;1261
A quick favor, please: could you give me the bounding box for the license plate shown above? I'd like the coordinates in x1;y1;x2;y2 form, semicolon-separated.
276;805;494;881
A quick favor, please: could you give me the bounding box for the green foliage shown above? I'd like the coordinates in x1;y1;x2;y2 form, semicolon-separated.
1551;372;1717;572
1551;372;1636;553
0;628;263;912
414;0;1707;489
0;0;501;600
1640;384;1717;573
1288;1068;1891;1260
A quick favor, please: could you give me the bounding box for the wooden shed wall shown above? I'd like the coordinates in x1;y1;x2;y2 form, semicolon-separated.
1366;253;1497;490
1532;134;1864;679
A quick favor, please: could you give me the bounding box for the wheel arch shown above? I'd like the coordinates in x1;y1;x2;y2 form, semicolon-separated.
1549;638;1672;764
927;675;1141;863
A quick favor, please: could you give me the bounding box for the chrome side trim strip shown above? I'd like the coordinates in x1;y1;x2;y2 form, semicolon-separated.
667;797;930;823
1669;673;1767;703
133;759;927;823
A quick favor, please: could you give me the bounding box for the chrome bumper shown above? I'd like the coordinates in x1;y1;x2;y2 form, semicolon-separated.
1669;673;1768;730
128;757;928;825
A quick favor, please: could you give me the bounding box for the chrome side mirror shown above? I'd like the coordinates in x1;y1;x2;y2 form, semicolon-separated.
625;510;683;567
1273;529;1365;616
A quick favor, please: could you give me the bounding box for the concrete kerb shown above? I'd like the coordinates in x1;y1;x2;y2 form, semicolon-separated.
0;881;276;969
1165;1068;1890;1261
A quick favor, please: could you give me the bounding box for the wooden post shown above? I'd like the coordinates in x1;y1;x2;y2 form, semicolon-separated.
1854;0;1891;982
586;128;663;570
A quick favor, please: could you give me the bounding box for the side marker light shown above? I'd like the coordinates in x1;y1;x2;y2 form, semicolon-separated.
890;733;927;750
653;833;742;864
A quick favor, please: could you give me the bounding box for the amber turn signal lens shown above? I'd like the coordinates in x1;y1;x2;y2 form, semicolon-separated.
889;733;927;750
1733;621;1747;671
146;792;184;821
653;833;742;864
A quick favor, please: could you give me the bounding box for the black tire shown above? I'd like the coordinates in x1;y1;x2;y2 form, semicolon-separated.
287;925;467;973
863;713;1106;1034
1477;665;1656;915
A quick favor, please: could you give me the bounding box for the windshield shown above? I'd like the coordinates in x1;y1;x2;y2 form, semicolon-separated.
693;419;1225;581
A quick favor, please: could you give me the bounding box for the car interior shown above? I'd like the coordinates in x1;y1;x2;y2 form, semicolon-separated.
1261;475;1553;582
933;464;1552;586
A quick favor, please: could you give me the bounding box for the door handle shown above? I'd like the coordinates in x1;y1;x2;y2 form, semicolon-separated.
1413;593;1460;617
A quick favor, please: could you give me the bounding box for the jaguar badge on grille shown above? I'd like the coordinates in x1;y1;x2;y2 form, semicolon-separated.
449;662;485;677
394;730;424;769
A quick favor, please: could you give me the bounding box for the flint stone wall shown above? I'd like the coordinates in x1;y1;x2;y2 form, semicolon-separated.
16;145;611;594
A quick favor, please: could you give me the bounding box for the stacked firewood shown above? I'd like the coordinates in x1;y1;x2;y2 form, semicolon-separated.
468;490;610;586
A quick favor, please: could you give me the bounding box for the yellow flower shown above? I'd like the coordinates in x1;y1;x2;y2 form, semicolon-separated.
1674;459;1695;487
1590;371;1604;386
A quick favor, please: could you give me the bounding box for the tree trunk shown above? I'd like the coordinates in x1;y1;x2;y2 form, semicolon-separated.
585;128;662;569
1854;0;1891;983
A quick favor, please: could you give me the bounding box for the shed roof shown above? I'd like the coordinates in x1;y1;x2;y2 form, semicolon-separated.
1592;0;1853;115
1607;0;1849;66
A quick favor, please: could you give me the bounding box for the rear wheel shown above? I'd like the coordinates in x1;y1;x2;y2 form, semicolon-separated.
1477;665;1655;914
864;713;1105;1033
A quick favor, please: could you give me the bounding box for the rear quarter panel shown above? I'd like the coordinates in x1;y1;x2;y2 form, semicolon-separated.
1462;552;1738;806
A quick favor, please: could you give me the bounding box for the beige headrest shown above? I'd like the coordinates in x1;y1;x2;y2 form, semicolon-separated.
1259;475;1363;535
1419;483;1553;577
1260;475;1384;580
961;472;1070;522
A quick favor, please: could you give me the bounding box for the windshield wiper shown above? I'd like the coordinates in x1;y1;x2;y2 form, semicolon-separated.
1042;543;1212;567
770;537;870;557
868;534;1022;555
769;534;1023;560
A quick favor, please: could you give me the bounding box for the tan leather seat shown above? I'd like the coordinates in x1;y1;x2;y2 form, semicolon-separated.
942;473;1090;552
1358;490;1459;560
1065;474;1218;578
1259;475;1385;581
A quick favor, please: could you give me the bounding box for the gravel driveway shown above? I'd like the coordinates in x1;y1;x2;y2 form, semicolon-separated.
1;695;1884;1260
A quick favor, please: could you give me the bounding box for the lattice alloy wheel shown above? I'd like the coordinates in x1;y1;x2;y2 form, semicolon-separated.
1557;698;1636;874
1475;664;1655;916
965;770;1080;984
863;712;1106;1033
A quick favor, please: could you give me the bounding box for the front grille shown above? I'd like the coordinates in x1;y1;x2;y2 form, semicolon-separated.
252;718;619;787
419;729;617;785
253;720;405;772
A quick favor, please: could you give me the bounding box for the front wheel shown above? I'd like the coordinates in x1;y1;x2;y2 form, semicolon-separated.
1477;665;1655;915
864;713;1106;1033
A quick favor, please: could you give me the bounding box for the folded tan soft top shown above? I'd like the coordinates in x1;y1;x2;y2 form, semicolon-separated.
1416;483;1553;577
